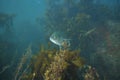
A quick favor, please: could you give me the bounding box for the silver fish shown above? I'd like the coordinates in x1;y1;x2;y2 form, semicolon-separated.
50;32;71;49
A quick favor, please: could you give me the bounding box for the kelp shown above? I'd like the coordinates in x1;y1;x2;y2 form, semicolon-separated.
14;45;32;80
20;44;100;80
44;50;84;80
33;0;120;80
0;13;16;31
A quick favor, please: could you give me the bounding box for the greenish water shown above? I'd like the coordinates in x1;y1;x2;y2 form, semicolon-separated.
0;0;120;80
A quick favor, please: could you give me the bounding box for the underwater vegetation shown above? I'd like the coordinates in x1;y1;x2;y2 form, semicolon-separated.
0;37;16;80
0;12;17;80
20;32;100;80
36;0;116;51
20;45;100;80
90;22;120;80
0;0;120;80
0;13;16;31
14;45;32;80
35;0;120;80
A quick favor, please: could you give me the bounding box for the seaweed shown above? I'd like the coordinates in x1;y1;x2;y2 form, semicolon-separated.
20;44;100;80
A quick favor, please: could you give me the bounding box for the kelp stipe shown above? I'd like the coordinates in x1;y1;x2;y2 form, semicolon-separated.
14;45;32;80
